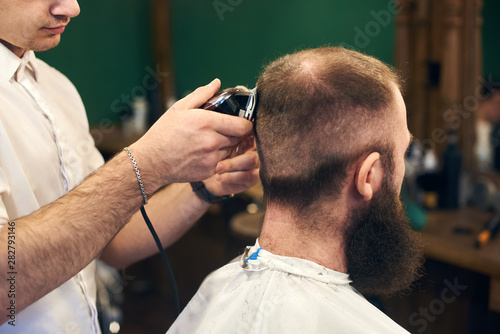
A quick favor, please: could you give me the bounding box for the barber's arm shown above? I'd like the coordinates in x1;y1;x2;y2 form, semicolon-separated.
0;79;253;321
100;139;259;269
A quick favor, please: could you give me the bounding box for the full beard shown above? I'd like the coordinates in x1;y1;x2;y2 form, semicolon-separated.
344;181;424;297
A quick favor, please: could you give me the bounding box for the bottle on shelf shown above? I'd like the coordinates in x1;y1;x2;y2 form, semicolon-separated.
439;130;462;209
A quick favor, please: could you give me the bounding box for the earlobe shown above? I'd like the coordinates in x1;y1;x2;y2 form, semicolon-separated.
355;152;382;201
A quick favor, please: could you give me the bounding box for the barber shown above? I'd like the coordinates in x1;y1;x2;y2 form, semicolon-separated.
0;0;259;332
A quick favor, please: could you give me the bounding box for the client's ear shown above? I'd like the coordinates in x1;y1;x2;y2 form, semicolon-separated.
355;152;383;201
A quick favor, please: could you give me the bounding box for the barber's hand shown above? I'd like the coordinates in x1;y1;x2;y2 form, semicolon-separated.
131;79;253;192
203;134;260;196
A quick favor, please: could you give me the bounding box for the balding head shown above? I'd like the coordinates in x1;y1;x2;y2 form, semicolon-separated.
255;47;402;211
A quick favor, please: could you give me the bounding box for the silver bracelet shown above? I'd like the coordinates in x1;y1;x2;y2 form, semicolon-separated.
124;147;148;205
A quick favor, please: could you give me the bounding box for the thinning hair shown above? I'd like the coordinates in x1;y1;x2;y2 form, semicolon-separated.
254;47;402;210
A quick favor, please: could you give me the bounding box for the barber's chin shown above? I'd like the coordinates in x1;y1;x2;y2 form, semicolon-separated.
31;36;61;52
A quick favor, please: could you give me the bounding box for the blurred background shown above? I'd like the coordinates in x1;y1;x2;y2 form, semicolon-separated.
38;0;500;333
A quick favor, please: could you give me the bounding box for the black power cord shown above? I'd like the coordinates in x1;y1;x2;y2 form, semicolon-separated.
139;205;180;316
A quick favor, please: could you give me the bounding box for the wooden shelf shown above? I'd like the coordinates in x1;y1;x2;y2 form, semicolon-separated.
422;208;500;311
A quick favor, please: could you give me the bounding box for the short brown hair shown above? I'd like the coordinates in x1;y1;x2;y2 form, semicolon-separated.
255;47;401;210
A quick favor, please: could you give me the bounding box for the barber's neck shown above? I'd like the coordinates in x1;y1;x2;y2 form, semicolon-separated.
0;39;25;58
258;201;348;273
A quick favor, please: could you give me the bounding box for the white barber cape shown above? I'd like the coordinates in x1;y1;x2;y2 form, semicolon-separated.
167;240;409;334
0;43;104;333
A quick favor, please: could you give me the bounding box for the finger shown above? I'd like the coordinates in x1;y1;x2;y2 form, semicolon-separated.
211;113;254;138
216;135;244;152
171;78;221;111
218;145;233;161
215;169;260;190
235;135;257;156
243;135;257;151
224;138;247;159
216;151;259;174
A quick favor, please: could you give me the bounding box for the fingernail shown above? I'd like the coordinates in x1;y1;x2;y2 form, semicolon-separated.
215;162;223;173
209;78;220;86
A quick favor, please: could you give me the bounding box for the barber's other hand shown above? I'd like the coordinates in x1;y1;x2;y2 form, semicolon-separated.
203;135;260;197
130;79;253;192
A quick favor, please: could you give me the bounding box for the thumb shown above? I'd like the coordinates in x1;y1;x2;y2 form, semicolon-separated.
171;78;221;111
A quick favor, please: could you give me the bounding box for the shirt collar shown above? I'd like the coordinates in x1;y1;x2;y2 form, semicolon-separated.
0;43;39;82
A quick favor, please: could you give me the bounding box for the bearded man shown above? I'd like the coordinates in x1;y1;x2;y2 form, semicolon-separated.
167;47;423;333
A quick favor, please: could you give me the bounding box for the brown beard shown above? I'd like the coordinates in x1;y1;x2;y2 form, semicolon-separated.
344;179;424;297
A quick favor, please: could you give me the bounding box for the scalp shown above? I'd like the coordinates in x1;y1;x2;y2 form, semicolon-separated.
254;47;401;208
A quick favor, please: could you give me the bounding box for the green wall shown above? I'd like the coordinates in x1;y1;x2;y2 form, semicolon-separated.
483;0;500;82
38;0;398;126
35;0;499;127
38;1;154;125
172;0;397;97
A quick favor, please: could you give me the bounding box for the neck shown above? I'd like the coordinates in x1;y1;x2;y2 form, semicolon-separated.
0;39;25;58
258;202;348;273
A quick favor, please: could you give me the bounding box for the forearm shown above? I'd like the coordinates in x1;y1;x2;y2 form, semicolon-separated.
0;151;147;319
0;79;255;322
101;145;260;269
100;183;210;269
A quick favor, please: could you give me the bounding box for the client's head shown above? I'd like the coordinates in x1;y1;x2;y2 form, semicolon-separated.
254;46;423;296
